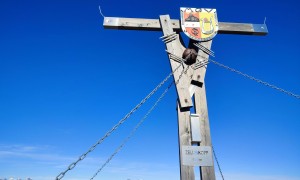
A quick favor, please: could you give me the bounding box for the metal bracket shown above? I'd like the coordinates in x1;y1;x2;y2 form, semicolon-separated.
190;114;202;143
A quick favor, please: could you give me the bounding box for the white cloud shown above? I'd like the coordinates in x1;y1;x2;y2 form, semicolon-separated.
98;160;180;180
0;144;107;179
0;144;43;152
217;173;300;180
0;144;75;162
2;144;299;180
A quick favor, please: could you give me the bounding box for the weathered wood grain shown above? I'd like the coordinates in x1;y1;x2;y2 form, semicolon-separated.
159;15;193;108
194;84;216;180
177;104;195;180
104;17;268;35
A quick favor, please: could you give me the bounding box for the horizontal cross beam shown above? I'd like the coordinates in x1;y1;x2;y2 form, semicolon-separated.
103;17;268;36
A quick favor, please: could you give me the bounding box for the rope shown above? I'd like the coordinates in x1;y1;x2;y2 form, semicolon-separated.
55;63;183;180
209;59;300;100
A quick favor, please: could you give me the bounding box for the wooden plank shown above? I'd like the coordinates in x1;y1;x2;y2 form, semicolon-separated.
189;40;212;97
219;22;268;35
194;84;216;180
177;104;195;180
159;15;193;108
159;15;195;180
195;40;211;84
104;17;268;35
104;17;178;31
187;40;216;180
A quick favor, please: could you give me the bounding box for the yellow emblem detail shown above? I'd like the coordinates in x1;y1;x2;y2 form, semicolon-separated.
180;8;219;41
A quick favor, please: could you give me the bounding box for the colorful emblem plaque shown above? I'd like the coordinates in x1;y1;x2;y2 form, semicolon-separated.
180;8;219;41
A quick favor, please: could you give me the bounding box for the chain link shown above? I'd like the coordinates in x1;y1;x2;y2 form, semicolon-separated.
212;146;225;180
209;59;300;99
90;81;175;180
55;63;183;180
90;62;198;179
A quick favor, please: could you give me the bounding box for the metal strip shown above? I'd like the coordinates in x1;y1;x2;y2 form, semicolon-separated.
190;114;201;143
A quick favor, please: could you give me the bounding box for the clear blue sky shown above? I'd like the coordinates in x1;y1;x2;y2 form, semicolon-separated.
1;0;300;180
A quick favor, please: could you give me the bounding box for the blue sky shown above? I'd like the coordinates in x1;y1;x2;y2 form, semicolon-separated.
0;0;300;180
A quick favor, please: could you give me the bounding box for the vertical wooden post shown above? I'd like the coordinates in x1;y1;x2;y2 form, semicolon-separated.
194;84;216;180
191;39;216;180
159;15;216;180
177;104;195;180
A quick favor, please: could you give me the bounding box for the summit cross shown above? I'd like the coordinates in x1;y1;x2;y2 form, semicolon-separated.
103;10;267;180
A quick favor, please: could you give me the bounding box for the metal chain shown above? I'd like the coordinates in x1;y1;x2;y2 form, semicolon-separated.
55;63;183;180
209;59;300;99
90;63;197;179
212;146;225;180
90;81;174;180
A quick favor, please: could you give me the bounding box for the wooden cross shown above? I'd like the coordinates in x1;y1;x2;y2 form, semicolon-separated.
103;14;267;180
